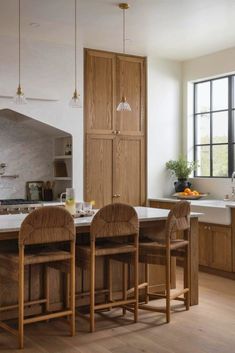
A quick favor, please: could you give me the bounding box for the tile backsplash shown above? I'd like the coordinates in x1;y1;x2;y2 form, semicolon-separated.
0;112;54;199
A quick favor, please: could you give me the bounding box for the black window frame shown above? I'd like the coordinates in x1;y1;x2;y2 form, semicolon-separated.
193;74;235;178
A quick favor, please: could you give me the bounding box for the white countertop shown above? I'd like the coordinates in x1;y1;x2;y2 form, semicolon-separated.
149;197;235;209
0;206;201;234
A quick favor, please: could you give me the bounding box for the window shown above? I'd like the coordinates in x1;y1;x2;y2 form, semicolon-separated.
193;75;235;177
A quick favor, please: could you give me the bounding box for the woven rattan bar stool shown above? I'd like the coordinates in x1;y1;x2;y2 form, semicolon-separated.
139;201;191;323
0;206;76;349
76;203;139;332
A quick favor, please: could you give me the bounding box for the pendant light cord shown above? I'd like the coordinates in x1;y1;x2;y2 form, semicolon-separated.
123;8;126;54
18;0;21;86
74;0;77;91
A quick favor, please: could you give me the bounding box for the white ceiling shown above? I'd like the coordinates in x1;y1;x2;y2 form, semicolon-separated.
1;0;235;61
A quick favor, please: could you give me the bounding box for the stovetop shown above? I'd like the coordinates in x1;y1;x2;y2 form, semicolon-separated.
0;199;41;206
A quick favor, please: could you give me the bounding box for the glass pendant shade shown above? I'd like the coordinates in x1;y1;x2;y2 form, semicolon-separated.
69;89;82;108
117;96;131;111
13;84;27;105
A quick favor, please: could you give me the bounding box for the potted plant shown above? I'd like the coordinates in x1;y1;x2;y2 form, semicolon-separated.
166;156;198;192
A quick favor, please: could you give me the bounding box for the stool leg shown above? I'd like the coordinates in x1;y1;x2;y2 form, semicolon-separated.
44;265;50;313
166;249;171;323
18;246;24;349
108;258;113;308
70;241;76;336
122;263;127;315
134;237;138;323
145;263;149;304
184;244;190;310
90;249;95;332
66;274;70;309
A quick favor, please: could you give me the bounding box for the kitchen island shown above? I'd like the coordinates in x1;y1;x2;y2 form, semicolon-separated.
0;207;200;321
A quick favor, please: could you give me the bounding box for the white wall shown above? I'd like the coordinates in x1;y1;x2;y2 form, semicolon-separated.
183;47;235;199
0;36;84;200
147;57;182;198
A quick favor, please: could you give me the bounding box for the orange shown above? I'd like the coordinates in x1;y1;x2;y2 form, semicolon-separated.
184;188;191;194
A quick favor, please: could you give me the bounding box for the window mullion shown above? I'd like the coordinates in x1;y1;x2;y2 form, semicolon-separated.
228;76;234;176
210;80;213;177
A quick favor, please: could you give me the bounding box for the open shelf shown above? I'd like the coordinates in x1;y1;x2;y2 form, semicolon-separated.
54;155;72;160
54;177;72;181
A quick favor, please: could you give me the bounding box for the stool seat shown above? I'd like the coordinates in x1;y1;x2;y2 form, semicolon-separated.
139;239;189;251
0;249;72;266
77;241;136;257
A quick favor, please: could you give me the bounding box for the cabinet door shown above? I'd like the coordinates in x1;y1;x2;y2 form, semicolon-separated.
210;225;232;272
113;136;146;206
85;50;116;134
198;224;211;267
85;135;114;208
116;55;146;136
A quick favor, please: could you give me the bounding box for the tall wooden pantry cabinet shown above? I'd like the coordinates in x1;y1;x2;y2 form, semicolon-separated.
84;49;147;208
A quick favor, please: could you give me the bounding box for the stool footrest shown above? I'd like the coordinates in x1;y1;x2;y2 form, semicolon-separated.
0;321;18;336
95;299;136;311
24;310;72;325
139;304;166;313
0;298;47;312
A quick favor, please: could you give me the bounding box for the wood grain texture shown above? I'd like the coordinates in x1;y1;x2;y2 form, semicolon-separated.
85;134;114;208
84;49;147;208
231;208;235;272
116;55;146;136
85;49;116;134
113;136;145;206
0;270;234;353
199;223;232;272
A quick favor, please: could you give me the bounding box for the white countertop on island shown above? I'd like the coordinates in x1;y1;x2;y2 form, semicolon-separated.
0;206;201;234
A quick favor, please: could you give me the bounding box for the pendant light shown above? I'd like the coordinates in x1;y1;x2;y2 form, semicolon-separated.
117;3;131;112
69;0;81;108
14;0;27;105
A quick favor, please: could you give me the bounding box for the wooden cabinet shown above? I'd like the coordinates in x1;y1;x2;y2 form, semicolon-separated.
114;136;145;205
116;55;145;136
85;50;116;135
85;49;146;208
85;135;114;207
199;223;232;272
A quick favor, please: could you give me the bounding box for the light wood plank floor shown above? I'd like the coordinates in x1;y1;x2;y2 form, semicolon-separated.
0;271;235;353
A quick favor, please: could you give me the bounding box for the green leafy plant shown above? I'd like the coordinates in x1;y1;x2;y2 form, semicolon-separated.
166;156;198;180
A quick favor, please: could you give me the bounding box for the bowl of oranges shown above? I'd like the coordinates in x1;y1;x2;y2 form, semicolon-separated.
173;188;208;200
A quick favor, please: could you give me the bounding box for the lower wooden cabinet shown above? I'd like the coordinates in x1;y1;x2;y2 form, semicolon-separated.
199;223;232;272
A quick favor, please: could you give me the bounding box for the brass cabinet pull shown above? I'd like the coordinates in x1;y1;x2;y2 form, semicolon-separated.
113;194;120;198
116;130;121;135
